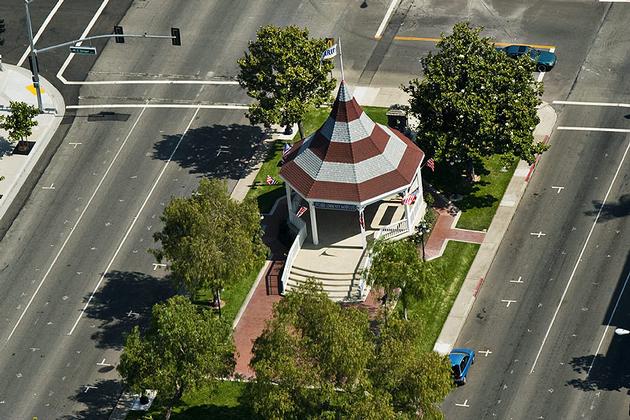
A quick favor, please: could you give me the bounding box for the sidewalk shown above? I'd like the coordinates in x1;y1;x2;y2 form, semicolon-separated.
0;63;65;237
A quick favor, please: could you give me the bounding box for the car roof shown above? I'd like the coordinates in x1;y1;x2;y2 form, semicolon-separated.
505;45;529;54
449;350;470;365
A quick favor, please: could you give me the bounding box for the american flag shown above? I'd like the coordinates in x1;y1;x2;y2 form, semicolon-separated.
359;211;365;230
265;175;278;185
426;158;435;172
282;143;292;158
402;193;416;205
296;206;308;218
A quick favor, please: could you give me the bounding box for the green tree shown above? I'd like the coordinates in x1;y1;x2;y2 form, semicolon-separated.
151;178;266;317
247;280;452;419
372;318;453;418
237;25;336;139
0;101;39;143
368;239;435;321
118;296;235;420
405;22;547;179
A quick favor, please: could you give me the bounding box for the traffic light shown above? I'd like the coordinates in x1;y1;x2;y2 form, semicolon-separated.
171;27;181;46
114;25;124;43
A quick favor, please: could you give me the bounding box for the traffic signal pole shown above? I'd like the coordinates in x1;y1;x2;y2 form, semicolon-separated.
25;0;44;113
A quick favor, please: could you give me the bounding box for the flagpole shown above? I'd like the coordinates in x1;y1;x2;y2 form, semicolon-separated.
338;36;345;81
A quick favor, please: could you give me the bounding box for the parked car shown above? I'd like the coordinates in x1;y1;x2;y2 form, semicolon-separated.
449;348;475;385
499;44;557;72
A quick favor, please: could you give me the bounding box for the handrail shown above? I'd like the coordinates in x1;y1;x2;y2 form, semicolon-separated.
280;218;306;294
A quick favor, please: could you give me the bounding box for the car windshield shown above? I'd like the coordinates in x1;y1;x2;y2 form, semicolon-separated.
452;365;461;377
460;355;469;371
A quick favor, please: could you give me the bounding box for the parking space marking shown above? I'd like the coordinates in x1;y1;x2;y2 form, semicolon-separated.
501;299;517;307
557;127;630;133
553;100;630;108
455;399;470;407
552;186;564;194
510;276;524;284
478;349;492;357
530;232;546;238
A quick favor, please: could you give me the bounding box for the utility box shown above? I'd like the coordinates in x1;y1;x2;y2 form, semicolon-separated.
386;105;408;132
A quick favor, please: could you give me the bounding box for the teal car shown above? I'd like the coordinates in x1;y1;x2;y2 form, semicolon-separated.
501;45;557;72
449;348;475;385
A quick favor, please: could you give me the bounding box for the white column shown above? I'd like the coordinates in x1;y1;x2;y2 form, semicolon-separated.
309;201;319;245
285;183;294;214
404;193;412;233
359;207;367;248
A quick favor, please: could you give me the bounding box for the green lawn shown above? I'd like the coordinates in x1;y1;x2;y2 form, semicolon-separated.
129;381;250;420
246;106;389;214
404;241;480;353
424;155;518;231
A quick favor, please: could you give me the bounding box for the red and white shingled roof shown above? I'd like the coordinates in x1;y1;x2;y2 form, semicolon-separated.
279;81;424;205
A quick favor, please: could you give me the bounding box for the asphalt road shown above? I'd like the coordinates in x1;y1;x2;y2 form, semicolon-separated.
0;0;627;418
0;0;419;418
443;4;630;420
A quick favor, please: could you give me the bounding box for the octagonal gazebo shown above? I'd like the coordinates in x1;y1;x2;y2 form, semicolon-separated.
278;81;427;300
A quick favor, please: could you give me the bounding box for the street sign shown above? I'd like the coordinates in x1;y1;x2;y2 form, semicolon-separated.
69;46;97;55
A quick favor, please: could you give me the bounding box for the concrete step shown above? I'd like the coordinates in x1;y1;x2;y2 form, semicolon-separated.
286;278;356;293
288;273;355;287
290;265;355;281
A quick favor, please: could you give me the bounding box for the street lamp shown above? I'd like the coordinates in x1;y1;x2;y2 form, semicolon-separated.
615;328;629;336
24;0;44;112
414;220;430;261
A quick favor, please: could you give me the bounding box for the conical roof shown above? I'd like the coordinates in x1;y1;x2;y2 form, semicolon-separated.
279;81;424;205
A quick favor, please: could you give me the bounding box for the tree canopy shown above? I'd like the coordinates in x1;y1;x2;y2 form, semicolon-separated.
369;239;436;320
237;25;336;138
246;280;452;419
118;296;235;420
405;22;547;171
151;178;267;314
0;101;39;143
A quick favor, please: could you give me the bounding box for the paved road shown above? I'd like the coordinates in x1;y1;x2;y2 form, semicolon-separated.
443;4;630;420
0;0;420;418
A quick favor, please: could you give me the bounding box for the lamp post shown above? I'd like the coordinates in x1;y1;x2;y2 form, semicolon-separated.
615;328;629;336
415;220;430;261
24;0;43;113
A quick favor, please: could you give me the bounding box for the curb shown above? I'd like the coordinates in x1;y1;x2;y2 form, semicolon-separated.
433;103;557;355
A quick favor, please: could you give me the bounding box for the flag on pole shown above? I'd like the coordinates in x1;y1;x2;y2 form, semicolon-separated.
265;175;278;185
426;158;435;172
359;211;365;231
296;206;308;218
321;44;338;61
402;193;416;205
282;143;292;158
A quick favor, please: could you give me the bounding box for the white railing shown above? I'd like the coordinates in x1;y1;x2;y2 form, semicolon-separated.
376;218;408;240
408;197;425;226
356;251;372;299
281;217;306;294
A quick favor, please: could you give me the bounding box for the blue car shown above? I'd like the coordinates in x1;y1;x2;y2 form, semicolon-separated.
500;44;557;72
449;348;475;385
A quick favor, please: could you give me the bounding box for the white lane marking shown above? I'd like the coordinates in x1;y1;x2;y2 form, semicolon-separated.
97;358;112;367
152;263;166;271
374;0;400;39
83;385;97;393
478;349;492;357
67;108;201;335
530;136;630;374
42;184;55;190
4;108;147;343
530;231;546;238
66;103;248;110
599;0;630;2
587;269;630;375
501;299;517;307
56;0;110;84
510;276;524;283
553;100;630;108
68;142;82;148
551;186;564;194
557;127;630;133
63;79;239;86
17;0;66;66
455;399;470;407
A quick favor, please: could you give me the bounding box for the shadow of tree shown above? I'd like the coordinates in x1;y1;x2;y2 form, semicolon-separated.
567;349;630;392
82;270;174;350
586;194;630;221
60;378;122;420
153;124;266;180
0;136;13;158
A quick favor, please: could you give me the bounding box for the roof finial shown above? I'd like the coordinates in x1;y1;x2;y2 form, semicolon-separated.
338;36;345;81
